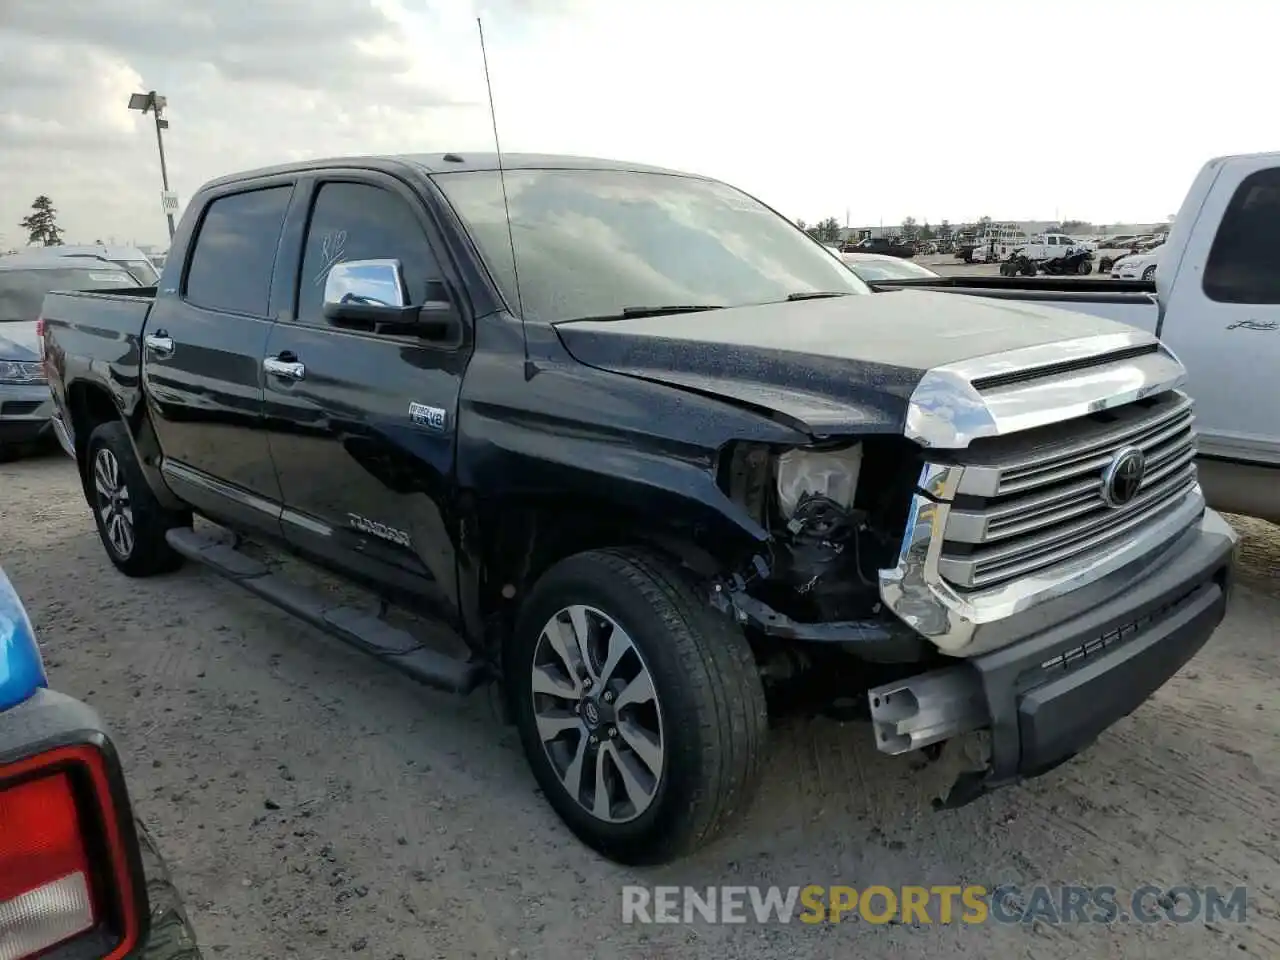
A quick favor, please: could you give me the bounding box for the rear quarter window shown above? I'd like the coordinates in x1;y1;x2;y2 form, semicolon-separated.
1203;167;1280;304
184;186;293;316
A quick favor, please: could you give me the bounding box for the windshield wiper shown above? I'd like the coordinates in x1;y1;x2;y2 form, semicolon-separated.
563;304;725;322
785;291;854;301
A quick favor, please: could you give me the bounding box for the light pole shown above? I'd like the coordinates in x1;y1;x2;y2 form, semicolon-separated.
128;91;176;240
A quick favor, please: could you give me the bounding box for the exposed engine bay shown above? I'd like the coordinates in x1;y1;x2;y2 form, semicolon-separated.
720;437;920;625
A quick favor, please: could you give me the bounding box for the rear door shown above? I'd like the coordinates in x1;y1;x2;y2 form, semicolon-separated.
142;180;296;535
261;172;473;616
1160;160;1280;466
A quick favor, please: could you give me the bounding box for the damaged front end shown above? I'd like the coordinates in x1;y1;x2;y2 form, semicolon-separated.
710;436;957;720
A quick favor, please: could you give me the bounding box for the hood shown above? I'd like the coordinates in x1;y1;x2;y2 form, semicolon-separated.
0;320;39;361
554;290;1130;437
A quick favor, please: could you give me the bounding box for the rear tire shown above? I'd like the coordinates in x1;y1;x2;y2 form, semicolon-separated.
86;421;188;577
509;548;768;865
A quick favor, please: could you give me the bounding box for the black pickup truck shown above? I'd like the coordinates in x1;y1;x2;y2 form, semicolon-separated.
841;236;917;258
41;153;1237;865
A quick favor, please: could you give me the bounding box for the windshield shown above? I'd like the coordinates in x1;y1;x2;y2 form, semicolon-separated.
117;259;160;284
844;258;940;282
433;168;870;322
0;267;135;322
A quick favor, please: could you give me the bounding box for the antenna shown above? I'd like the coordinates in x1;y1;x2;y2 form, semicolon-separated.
477;18;529;364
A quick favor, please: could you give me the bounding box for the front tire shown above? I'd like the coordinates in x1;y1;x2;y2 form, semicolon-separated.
86;421;188;577
509;548;768;864
1142;265;1157;282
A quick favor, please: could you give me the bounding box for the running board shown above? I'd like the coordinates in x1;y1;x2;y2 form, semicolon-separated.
165;527;486;695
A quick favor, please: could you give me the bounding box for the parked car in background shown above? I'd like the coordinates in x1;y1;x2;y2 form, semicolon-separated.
861;150;1280;524
42;151;1235;865
840;251;940;282
0;255;137;461
0;563;202;958
1110;246;1163;281
18;245;160;286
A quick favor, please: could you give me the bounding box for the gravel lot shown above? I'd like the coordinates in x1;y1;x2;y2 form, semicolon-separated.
2;448;1277;960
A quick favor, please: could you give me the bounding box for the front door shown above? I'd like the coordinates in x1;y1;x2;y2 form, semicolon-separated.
1161;159;1280;466
262;175;473;617
143;182;295;536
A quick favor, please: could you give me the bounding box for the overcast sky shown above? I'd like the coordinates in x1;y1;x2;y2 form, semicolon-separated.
0;0;1271;248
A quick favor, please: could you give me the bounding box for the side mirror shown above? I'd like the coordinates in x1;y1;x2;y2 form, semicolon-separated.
322;260;463;345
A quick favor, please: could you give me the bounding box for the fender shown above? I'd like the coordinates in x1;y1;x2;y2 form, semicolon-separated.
453;339;812;644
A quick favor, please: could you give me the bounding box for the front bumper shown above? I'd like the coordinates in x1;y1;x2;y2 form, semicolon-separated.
0;381;54;444
869;508;1236;805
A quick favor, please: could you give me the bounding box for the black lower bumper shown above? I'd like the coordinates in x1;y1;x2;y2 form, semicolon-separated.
0;418;51;444
937;509;1236;806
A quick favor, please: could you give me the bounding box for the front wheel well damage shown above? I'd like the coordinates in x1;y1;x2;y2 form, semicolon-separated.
474;497;763;658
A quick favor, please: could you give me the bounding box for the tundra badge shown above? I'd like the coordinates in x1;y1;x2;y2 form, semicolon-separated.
409;402;447;432
348;514;412;548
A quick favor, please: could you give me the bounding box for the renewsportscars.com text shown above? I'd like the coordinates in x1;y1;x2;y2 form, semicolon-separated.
621;884;1248;926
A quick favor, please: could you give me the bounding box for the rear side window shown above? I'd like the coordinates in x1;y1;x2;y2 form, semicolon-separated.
185;186;292;316
1203;167;1280;304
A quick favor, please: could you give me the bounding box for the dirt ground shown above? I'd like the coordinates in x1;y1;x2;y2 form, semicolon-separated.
2;448;1277;960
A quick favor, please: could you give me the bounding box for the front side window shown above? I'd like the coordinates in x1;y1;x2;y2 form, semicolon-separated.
0;268;133;323
185;186;293;317
1203;167;1280;304
298;181;440;325
433;168;869;323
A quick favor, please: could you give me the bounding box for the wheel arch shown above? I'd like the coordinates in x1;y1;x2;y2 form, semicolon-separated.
65;380;184;512
468;485;770;663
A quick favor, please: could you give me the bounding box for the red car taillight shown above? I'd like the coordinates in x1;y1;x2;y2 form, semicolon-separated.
0;745;141;960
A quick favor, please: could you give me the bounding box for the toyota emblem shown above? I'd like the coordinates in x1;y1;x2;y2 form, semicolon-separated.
1101;446;1146;508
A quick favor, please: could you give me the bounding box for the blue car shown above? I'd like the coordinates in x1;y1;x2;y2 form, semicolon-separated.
0;566;201;958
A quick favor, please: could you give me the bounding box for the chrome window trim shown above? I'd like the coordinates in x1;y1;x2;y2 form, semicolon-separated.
904;330;1186;451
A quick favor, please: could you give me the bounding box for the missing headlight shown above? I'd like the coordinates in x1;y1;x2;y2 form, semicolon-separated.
775;444;863;520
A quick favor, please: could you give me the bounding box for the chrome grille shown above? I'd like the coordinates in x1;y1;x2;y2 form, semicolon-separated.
938;390;1198;590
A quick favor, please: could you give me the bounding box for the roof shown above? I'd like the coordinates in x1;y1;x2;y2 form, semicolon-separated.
0;253;133;272
201;152;712;191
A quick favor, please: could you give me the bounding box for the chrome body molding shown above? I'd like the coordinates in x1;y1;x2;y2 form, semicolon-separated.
904;330;1186;450
51;414;76;459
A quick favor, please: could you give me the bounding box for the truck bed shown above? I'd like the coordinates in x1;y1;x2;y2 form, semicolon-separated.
866;275;1158;328
41;287;158;456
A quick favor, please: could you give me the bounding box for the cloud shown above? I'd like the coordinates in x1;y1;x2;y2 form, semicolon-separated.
0;0;493;247
0;0;1274;250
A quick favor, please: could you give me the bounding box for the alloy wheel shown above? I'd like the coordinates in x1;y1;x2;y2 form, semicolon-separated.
530;604;665;824
93;447;135;559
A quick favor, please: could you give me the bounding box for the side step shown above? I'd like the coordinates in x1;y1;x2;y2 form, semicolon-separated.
165;527;486;695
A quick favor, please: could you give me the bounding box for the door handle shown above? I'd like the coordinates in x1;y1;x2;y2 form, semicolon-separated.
143;333;175;356
264;356;306;380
